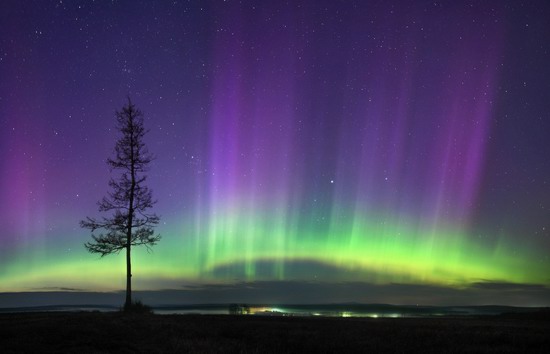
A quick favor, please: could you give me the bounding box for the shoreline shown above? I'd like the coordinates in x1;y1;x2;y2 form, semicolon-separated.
1;303;547;317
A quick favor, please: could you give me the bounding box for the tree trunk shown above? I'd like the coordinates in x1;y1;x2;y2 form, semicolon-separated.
125;164;135;310
125;114;136;311
125;244;132;309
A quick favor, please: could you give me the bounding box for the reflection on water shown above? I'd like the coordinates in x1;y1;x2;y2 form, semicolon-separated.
1;304;536;317
154;309;228;315
153;304;537;317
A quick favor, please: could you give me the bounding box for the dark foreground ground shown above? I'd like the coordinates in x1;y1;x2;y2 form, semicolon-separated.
1;312;549;353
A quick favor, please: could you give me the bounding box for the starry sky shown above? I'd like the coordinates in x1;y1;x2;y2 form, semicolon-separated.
1;0;549;306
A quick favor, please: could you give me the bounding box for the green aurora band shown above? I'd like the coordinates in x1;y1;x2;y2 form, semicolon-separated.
3;203;547;292
1;1;549;307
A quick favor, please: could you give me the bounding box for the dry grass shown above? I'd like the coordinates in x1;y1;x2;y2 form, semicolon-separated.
0;312;548;353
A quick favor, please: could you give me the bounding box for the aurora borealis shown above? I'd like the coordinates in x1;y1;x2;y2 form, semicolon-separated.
1;0;549;306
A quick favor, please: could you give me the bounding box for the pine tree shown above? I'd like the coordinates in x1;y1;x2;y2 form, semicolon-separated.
81;98;160;310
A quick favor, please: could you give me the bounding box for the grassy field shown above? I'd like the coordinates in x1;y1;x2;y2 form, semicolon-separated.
0;312;548;353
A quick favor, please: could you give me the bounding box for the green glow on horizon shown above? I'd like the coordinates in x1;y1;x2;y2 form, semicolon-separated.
2;203;548;292
182;204;547;286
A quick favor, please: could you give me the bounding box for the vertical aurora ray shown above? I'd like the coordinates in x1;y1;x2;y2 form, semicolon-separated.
165;2;548;287
1;1;549;299
0;104;49;274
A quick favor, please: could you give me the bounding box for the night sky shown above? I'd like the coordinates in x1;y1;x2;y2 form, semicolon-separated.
1;0;549;306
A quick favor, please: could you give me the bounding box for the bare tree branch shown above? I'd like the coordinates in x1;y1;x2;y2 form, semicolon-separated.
80;98;161;310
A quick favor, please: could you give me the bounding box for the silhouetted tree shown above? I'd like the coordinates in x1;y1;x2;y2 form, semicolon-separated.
81;98;160;310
